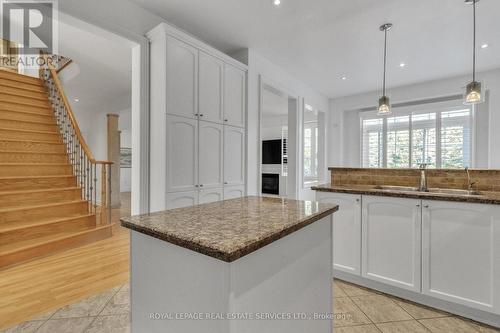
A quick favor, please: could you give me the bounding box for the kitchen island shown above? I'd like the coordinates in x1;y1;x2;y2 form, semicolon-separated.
121;196;338;333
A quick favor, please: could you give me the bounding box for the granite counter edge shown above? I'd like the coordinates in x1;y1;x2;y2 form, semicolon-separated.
120;205;339;263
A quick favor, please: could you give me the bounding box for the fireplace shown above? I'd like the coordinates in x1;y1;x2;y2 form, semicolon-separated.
262;173;279;195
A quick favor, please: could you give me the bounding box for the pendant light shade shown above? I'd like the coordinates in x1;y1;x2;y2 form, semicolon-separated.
378;23;393;116
464;0;485;105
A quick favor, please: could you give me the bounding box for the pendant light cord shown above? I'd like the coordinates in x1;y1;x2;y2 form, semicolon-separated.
383;28;388;96
472;0;476;82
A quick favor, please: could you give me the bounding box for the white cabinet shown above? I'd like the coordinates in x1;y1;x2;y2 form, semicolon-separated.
166;191;198;209
224;126;245;186
224;185;245;200
316;192;362;275
149;24;247;211
422;200;500;313
199;188;224;204
362;195;422;292
199;52;224;124
224;64;246;128
166;36;198;119
199;122;224;189
166;115;198;193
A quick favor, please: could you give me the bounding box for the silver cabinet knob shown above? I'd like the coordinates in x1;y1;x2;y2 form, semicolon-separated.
424;205;429;208
224;119;228;122
224;182;228;185
199;184;204;187
195;185;199;188
416;204;421;207
356;199;360;203
199;114;204;117
194;113;199;116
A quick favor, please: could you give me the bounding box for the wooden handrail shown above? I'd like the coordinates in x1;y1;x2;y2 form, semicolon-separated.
41;52;112;165
56;58;73;73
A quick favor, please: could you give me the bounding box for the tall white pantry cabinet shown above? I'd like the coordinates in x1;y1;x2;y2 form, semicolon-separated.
148;23;247;211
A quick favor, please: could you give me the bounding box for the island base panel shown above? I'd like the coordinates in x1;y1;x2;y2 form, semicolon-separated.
130;216;333;333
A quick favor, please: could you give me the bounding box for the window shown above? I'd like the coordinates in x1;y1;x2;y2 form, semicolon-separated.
303;104;324;187
361;101;473;169
304;122;319;180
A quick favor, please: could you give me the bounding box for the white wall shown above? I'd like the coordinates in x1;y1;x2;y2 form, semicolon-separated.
261;115;287;140
236;49;330;197
329;68;500;169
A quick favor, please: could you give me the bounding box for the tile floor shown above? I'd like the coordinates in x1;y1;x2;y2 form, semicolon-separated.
333;280;500;333
3;279;499;333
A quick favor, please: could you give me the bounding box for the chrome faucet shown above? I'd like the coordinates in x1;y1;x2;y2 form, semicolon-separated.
465;167;477;193
419;163;428;192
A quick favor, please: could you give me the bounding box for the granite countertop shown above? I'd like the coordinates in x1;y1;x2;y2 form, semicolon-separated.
312;184;500;205
120;196;338;262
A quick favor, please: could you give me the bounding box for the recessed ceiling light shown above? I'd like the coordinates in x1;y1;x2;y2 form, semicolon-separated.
341;76;347;80
481;43;489;49
399;62;406;68
74;98;79;102
273;0;281;6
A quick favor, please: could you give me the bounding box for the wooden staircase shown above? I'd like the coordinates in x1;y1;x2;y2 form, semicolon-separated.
0;69;113;269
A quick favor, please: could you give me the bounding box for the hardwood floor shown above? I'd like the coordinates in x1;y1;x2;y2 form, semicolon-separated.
0;193;131;330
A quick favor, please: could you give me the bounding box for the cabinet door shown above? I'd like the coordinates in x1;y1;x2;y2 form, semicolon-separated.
316;192;362;275
166;115;198;193
166;191;198;209
224;126;245;186
166;36;198;119
199;188;224;204
422;200;500;314
362;195;422;292
199;121;224;189
223;185;245;200
199;52;224;124
223;64;246;128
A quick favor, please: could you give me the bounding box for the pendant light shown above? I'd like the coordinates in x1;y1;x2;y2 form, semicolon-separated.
378;23;393;116
464;0;484;105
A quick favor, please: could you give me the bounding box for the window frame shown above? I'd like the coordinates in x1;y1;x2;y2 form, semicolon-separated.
360;100;474;169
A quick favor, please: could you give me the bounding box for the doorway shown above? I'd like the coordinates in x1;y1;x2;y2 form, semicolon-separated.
258;77;299;199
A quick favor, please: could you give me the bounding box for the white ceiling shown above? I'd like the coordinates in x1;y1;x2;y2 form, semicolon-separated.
57;15;132;113
130;0;500;98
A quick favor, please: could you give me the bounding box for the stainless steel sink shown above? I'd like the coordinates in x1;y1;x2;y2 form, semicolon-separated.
373;185;420;192
426;188;482;196
372;185;482;196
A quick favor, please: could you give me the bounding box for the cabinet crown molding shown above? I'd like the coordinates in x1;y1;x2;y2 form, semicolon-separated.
147;22;248;71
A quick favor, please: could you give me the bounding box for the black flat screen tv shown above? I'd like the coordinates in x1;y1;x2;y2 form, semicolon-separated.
262;140;282;164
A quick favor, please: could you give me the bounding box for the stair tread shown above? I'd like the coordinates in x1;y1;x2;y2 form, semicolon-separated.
0;138;63;145
0;213;94;233
0;118;56;126
0;127;58;135
0;91;48;102
0;74;43;87
0;108;53;117
0;175;74;180
0;223;111;255
0;150;66;155
0;162;70;165
0;200;87;214
0;187;80;196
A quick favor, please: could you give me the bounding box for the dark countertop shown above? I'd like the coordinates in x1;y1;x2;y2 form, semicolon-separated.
120;196;338;262
312;184;500;205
